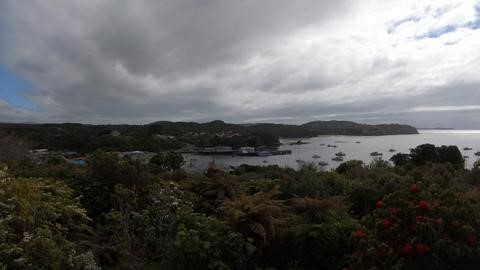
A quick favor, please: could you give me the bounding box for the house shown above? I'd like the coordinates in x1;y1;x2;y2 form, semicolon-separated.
238;147;255;156
29;149;49;163
118;151;156;163
67;157;87;166
215;146;233;153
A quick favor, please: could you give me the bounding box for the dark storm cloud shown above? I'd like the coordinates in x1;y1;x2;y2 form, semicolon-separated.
0;0;479;127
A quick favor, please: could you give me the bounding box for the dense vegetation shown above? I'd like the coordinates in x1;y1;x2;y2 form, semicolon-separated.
302;121;419;136
5;131;480;269
0;120;417;153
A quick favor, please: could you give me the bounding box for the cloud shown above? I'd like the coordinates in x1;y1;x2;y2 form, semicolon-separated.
0;0;479;127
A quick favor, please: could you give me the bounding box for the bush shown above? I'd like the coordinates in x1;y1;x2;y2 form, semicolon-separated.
168;212;256;270
349;181;480;270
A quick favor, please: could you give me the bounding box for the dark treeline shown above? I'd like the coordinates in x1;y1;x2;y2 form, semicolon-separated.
2;135;480;269
0;120;417;153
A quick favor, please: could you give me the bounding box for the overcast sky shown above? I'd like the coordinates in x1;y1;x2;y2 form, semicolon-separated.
0;0;479;128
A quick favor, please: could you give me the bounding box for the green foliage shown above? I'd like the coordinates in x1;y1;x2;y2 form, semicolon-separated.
0;169;97;269
390;153;411;167
97;181;191;268
408;144;464;169
0;142;477;269
168;212;256;270
150;151;185;172
349;181;480;270
337;160;364;174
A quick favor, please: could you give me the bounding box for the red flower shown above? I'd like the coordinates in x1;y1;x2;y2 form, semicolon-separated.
409;184;420;193
402;244;414;255
415;243;429;254
434;218;444;225
416;215;426;223
351;251;361;258
376;200;383;208
388;207;400;215
466;235;477;247
382;218;392;228
353;230;364;239
418;200;429;209
451;220;461;227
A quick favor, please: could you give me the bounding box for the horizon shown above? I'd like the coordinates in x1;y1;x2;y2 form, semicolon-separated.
1;1;480;128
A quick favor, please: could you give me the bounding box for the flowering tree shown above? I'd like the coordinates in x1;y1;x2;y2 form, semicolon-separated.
349;181;480;269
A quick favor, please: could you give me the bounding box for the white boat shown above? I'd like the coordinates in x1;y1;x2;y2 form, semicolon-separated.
370;151;383;156
318;161;329;166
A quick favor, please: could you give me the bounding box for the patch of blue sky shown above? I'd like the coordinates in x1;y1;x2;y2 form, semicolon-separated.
470;3;480;30
0;67;36;110
416;25;458;39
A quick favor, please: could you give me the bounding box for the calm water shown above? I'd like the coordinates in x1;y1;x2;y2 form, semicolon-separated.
183;130;480;171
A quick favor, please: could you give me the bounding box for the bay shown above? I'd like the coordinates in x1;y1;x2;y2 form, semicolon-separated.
183;130;480;171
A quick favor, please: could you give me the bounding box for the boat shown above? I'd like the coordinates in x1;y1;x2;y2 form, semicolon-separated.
290;140;308;145
296;159;305;164
389;148;396;153
327;144;338;148
312;154;321;159
464;147;473;151
270;149;292;155
262;160;268;163
475;152;480;156
356;141;361;144
256;151;271;157
335;152;346;157
318;161;329;166
370;151;383;156
332;156;344;162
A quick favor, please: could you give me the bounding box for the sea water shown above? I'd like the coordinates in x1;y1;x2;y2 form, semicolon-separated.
183;130;480;171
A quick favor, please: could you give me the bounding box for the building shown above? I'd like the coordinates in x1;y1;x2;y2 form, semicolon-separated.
238;147;256;156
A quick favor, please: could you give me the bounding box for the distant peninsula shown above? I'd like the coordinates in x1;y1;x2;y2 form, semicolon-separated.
0;120;418;152
301;120;419;136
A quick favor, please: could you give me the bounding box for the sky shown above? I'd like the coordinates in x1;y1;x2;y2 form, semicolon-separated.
0;0;479;128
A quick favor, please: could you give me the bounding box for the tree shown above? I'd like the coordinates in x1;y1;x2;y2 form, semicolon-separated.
0;133;29;165
168;212;256;270
390;153;411;167
410;144;438;166
219;190;283;249
337;160;364;174
437;145;464;169
0;168;98;269
149;151;185;172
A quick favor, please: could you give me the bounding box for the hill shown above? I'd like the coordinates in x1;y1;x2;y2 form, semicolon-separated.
301;120;418;136
0;120;417;152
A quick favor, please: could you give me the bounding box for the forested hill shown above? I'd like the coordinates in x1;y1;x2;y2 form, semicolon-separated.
149;120;418;136
0;120;417;152
301;120;419;136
